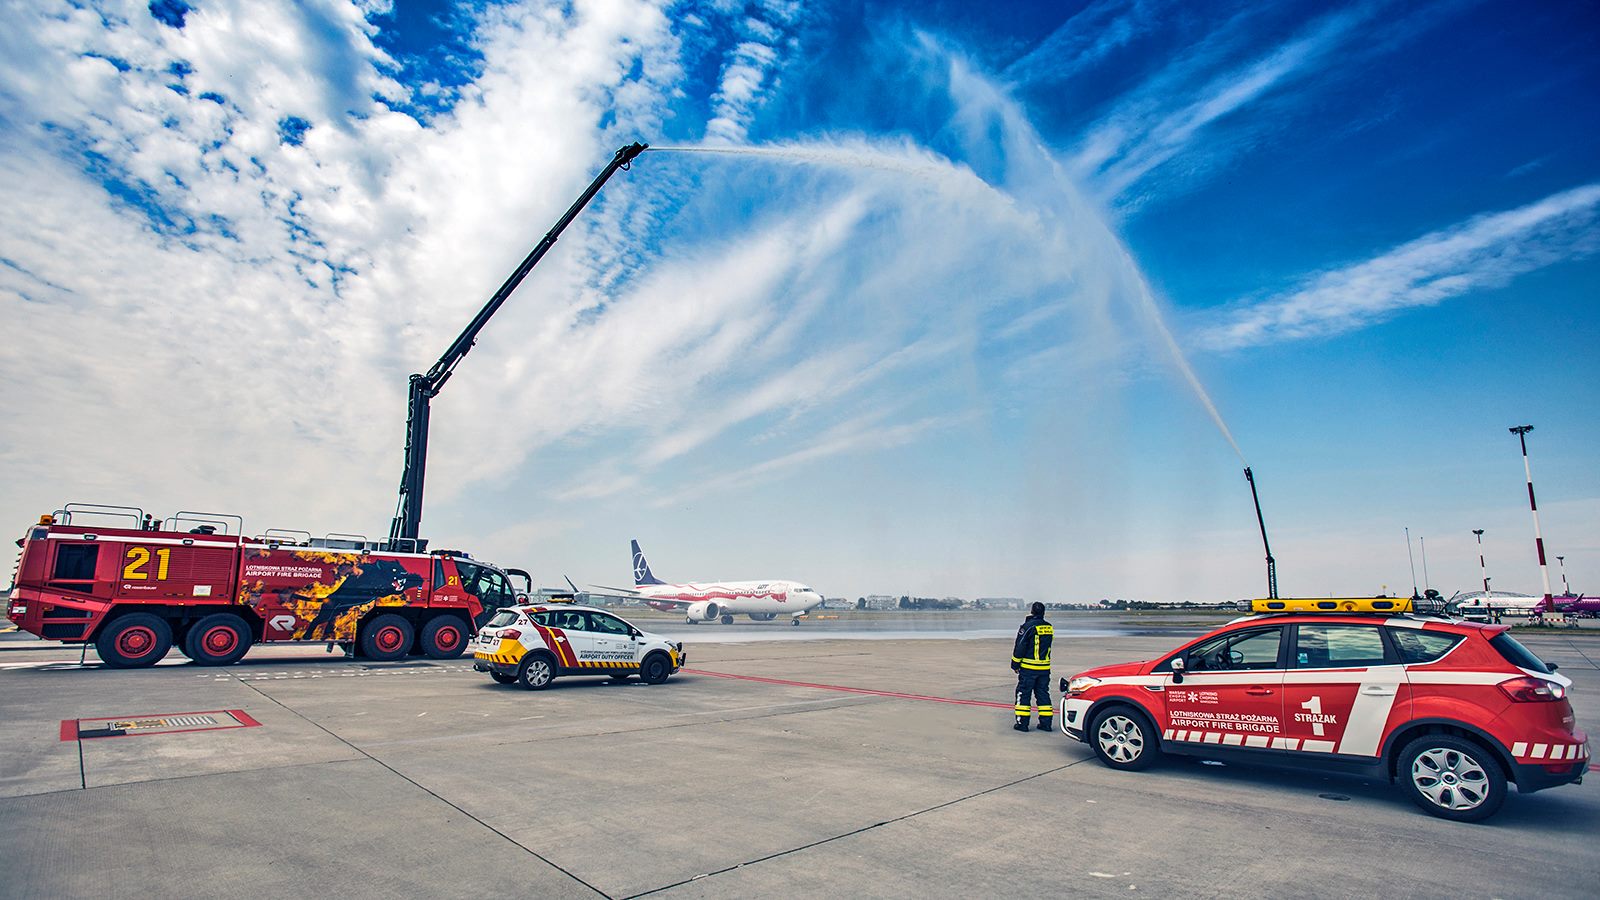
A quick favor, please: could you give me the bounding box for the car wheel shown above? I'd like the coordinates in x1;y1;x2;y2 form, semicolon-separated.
519;653;556;690
489;672;518;685
1088;706;1159;771
1399;734;1506;822
96;613;173;669
183;613;253;666
419;616;467;659
640;652;671;684
360;614;414;661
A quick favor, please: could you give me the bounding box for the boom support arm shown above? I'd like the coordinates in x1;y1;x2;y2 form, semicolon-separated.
389;142;648;547
1243;466;1278;599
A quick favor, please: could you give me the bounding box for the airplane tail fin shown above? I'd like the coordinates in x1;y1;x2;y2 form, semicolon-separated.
631;540;665;586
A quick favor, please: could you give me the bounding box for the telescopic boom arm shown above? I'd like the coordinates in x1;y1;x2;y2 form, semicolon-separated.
388;142;648;547
1243;466;1278;599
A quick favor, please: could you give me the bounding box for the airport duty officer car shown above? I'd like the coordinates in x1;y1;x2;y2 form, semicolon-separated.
1057;597;1588;822
472;601;684;689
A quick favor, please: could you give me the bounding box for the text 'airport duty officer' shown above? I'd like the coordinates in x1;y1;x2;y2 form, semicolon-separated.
1011;601;1053;732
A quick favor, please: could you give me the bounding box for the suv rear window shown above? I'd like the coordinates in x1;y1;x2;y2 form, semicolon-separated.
1389;629;1464;664
487;610;518;628
1489;632;1552;674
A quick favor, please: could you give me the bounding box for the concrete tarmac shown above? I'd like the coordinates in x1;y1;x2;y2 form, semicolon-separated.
0;615;1596;899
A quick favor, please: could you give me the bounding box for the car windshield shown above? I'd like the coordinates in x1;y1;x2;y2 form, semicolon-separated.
1489;632;1552;674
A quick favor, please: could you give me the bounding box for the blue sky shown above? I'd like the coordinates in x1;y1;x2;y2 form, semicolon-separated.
0;0;1595;602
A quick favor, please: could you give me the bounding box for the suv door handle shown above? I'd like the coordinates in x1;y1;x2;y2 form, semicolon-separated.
1361;685;1397;696
1245;687;1274;696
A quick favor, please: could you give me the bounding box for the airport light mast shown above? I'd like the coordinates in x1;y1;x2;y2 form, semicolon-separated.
1557;555;1569;595
1473;529;1489;593
1508;425;1554;608
388;142;648;548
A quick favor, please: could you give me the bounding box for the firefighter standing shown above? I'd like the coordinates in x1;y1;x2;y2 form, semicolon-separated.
1011;601;1053;732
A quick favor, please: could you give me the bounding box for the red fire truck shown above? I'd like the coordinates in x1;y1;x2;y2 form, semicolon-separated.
5;503;519;668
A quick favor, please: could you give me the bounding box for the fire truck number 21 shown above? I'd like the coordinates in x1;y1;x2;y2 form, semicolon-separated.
122;547;171;581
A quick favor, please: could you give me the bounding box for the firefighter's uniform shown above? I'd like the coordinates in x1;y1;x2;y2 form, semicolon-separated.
1011;613;1053;731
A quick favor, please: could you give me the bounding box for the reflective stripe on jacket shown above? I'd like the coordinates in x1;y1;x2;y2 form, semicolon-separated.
1012;616;1052;670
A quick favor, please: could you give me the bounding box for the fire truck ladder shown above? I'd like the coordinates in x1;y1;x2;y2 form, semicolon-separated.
387;142;648;550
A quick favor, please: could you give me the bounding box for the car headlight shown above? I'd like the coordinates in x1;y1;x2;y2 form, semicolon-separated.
1066;675;1102;695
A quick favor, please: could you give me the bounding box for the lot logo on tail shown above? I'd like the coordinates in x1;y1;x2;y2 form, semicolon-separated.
631;540;665;586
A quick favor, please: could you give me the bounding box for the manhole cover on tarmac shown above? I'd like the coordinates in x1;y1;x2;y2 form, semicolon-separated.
62;709;262;740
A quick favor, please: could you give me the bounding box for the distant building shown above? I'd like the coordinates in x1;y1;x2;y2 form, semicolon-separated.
861;594;899;610
976;597;1025;610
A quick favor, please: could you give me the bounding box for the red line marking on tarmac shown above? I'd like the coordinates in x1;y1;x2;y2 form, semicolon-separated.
681;668;1013;709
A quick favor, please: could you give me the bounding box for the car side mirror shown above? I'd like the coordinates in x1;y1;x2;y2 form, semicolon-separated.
1170;656;1185;684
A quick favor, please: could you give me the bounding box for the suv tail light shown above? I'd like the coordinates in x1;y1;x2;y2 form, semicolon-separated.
1498;676;1566;702
498;628;521;640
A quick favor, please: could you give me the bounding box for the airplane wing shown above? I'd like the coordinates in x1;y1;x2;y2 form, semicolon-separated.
588;584;697;607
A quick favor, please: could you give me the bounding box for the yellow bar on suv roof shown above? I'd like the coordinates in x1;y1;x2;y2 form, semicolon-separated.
1245;597;1420;614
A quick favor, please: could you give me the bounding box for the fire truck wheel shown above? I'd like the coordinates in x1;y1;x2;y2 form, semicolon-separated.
360;614;414;661
184;614;253;666
519;653;556;690
640;652;672;684
96;613;173;669
1398;733;1507;822
419;616;468;659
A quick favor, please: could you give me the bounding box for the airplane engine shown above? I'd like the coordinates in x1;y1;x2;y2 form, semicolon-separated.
686;601;720;622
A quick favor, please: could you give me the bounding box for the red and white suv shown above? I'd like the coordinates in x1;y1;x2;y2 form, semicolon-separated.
1058;598;1588;821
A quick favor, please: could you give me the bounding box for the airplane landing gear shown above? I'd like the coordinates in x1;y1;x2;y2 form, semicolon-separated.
720;614;735;624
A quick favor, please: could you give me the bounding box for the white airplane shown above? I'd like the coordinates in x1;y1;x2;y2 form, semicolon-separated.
591;540;824;625
1446;590;1545;619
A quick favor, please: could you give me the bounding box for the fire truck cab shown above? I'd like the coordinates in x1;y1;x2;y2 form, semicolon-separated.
5;503;520;668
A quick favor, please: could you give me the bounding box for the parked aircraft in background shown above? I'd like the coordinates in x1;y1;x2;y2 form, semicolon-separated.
1547;594;1600;616
1447;590;1544;620
590;540;824;625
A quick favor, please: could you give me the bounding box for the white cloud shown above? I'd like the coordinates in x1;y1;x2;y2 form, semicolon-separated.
703;1;799;144
1197;182;1600;350
1069;6;1370;208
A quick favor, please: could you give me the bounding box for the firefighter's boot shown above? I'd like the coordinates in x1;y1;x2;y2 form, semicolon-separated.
1037;716;1053;732
1013;717;1030;732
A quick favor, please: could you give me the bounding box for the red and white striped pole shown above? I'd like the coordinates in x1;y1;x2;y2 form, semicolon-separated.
1472;529;1488;593
1509;425;1554;608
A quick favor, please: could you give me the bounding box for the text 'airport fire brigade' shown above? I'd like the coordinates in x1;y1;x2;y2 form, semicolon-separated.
6;503;519;668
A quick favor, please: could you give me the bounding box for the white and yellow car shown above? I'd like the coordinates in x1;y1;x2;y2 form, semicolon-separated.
472;603;684;689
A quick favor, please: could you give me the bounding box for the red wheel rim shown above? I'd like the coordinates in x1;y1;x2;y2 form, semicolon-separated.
118;626;156;657
435;625;460;651
203;626;238;655
376;625;404;652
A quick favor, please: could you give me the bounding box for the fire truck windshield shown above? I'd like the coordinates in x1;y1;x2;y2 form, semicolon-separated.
456;561;515;617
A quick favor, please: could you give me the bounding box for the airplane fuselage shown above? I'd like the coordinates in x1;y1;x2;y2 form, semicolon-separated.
640;580;824;621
